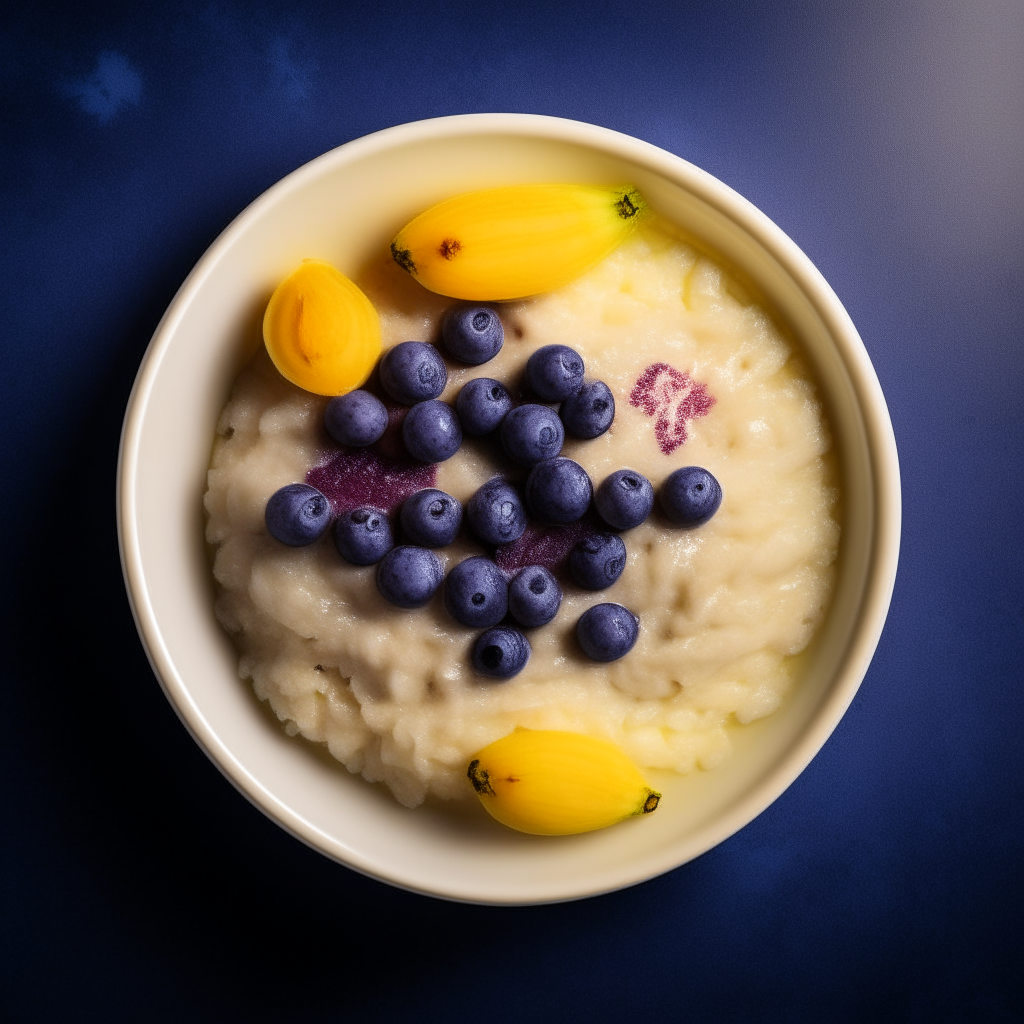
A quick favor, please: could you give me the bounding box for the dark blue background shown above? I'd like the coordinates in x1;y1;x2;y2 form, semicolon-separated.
2;2;1021;1020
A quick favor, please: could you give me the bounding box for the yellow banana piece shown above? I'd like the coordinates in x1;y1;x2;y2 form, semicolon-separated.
263;259;381;396
467;728;661;836
390;184;646;300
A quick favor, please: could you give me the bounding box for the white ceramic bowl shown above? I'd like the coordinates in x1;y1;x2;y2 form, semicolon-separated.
118;114;900;904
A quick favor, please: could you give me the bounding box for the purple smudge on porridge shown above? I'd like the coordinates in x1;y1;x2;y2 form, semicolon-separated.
307;399;436;515
307;448;435;516
629;362;715;455
495;516;602;576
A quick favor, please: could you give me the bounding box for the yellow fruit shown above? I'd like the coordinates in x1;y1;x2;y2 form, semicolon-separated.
467;728;661;836
263;259;381;396
390;184;646;300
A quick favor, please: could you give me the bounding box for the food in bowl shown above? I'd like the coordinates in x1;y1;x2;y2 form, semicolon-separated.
203;193;840;818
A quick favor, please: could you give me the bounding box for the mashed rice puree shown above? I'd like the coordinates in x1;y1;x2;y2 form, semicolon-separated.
204;219;840;808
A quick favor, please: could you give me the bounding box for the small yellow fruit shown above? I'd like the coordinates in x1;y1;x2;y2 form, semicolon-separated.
467;729;661;836
390;184;646;300
263;259;381;396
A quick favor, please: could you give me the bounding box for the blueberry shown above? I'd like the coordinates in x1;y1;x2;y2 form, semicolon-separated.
525;344;585;401
569;534;627;590
402;400;462;462
560;380;615;439
376;546;444;608
466;478;528;546
525;457;592;524
456;377;513;436
379;341;447;405
576;603;639;662
443;557;509;628
334;507;393;565
265;484;332;546
400;488;462;547
660;466;723;526
508;566;562;627
441;306;504;365
500;403;564;466
594;469;655;530
324;390;388;447
472;627;531;679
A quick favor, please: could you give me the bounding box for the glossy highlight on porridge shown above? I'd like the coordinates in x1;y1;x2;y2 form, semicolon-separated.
204;217;840;809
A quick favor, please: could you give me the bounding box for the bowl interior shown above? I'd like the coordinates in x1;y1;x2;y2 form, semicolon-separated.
119;114;899;904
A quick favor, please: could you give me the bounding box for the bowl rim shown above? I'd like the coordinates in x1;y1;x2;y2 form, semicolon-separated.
118;112;901;903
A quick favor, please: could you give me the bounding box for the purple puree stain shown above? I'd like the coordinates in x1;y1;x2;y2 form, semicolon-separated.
629;362;715;455
495;516;601;577
307;401;435;515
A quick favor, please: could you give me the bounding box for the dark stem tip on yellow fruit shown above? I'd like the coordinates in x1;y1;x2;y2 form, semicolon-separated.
391;240;415;274
641;790;661;815
467;759;495;796
615;188;645;221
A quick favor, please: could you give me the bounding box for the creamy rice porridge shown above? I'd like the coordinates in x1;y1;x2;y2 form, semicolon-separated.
204;218;840;809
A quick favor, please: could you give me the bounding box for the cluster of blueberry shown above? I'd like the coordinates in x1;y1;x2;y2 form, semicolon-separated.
264;305;722;679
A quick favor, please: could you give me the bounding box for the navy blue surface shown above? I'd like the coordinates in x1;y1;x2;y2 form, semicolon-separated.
2;2;1021;1020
